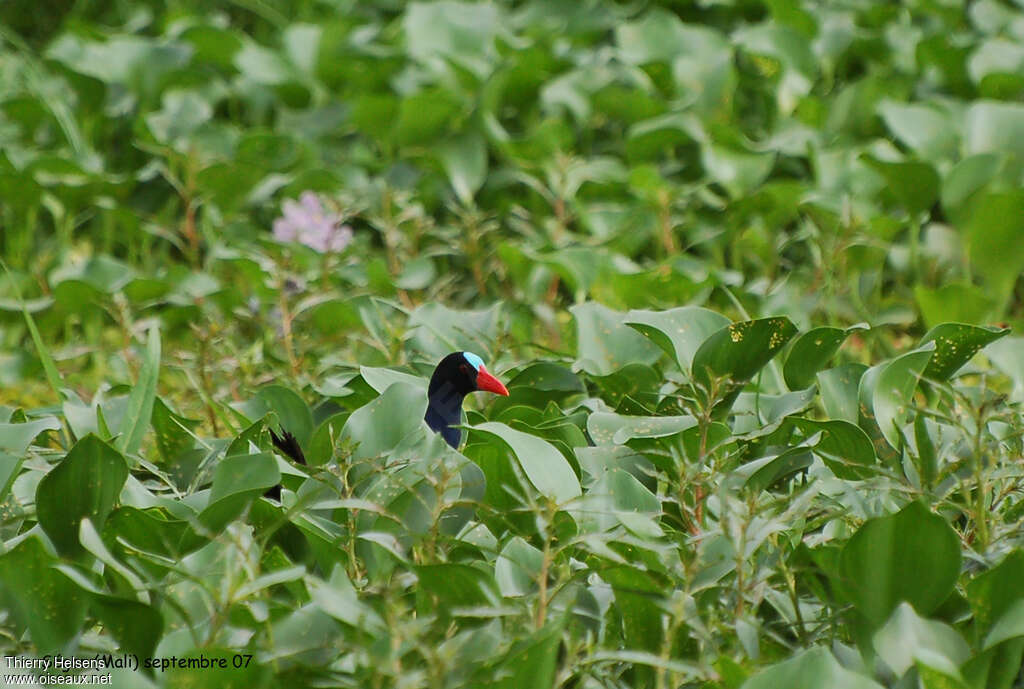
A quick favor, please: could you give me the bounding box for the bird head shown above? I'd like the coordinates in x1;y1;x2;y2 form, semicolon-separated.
425;351;508;447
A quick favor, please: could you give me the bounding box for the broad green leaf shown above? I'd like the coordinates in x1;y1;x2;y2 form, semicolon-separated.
117;324;160;456
307;568;386;636
625;306;731;372
784;324;865;391
878;101;959;162
258;385;315;449
967;550;1024;639
692;317;797;387
873;603;970;677
794;418;876;480
440;132;487;205
360;366;427;394
919;323;1009;380
506;363;584;393
36;434;129;557
871;344;935;450
0;535;88;653
416;563;498;609
586;412;696;446
342;383;427;461
742;447;814;492
0;416;61;454
495;536;543;597
209;452;280;503
492;624;563;689
473;422;581;504
965;190;1024;311
818;364;867;424
862;156;940;215
571;302;662;376
984;599;1024;650
915;283;998;329
838;502;961;625
150;398;199;464
964;101;1024;159
91;594;163;662
740;647;884;689
407;302;501;361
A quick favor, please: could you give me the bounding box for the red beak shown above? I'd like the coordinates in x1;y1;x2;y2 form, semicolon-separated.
475;365;509;396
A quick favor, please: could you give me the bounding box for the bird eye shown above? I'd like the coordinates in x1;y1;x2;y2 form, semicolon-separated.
460;364;469;374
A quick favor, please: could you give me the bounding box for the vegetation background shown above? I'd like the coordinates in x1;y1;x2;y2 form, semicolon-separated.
1;0;1024;687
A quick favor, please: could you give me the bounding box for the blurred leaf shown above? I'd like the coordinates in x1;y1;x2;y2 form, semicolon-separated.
572;302;662;376
919;323;1009;381
784;324;865;390
862;156;940;215
117;325;160;456
0;535;88;653
692;317;797;388
874;603;969;677
838;502;960;625
473;421;581;504
440;132;487;205
965;190;1024;311
36;434;129;557
587;412;696;446
915;283;998;329
741;647;883;689
625;306;731;373
495;536;542;597
870;344;935;450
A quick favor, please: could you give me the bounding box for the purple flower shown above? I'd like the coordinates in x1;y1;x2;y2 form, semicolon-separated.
273;191;352;253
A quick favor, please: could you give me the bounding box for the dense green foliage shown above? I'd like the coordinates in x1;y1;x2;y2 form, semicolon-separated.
2;0;1024;687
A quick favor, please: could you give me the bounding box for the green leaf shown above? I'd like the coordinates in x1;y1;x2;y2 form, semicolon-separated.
817;364;867;424
416;563;498;609
117;324;160;456
151;398;199;463
784;324;865;390
91;595;163;662
984;599;1024;650
794;418;876;480
36;434;129;557
740;647;884;689
838;502;961;625
692;317;797;387
209;452;281;503
572;302;663;376
873;603;970;677
743;447;814;492
495;536;543;597
440;132;487;205
491;624;563;689
0;259;64;404
342;383;426;461
258;385;315;449
473;422;581;504
0;416;61;454
915;283;998;329
870;344;935;450
919;322;1009;381
862;156;940;215
625;306;731;373
0;535;88;653
967;550;1024;639
965;190;1024;312
586;412;696;446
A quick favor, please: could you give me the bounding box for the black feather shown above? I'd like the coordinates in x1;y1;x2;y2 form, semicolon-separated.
269;428;307;465
265;429;307;502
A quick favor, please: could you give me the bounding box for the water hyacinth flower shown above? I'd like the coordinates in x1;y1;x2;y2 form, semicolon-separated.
273;191;353;253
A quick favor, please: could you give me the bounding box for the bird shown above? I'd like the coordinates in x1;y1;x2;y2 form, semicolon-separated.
424;351;509;448
269;351;508;474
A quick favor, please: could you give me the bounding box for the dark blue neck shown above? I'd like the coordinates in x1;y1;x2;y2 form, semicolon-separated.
424;388;466;448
